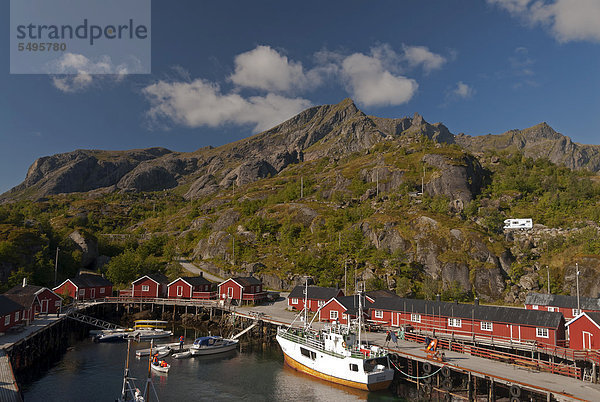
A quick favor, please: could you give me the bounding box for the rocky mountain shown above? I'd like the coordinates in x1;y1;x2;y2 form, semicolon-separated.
455;122;600;172
1;99;454;202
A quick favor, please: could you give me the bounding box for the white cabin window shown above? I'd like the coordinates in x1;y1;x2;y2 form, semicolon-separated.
531;305;539;310
374;310;383;319
227;287;233;298
572;309;582;316
318;300;325;307
411;313;421;323
291;298;298;304
177;286;183;296
141;285;149;292
100;287;105;294
4;315;10;326
330;310;338;320
448;318;462;328
481;321;493;331
15;312;19;321
536;328;549;338
548;307;557;312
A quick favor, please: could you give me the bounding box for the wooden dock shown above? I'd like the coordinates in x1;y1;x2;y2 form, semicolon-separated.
0;350;21;402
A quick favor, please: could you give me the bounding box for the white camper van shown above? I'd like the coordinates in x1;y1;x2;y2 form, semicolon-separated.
503;218;533;230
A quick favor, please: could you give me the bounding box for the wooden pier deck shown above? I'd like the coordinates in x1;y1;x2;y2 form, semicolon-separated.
0;350;21;402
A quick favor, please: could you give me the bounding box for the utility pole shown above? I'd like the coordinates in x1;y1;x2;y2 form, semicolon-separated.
576;262;580;313
54;247;60;286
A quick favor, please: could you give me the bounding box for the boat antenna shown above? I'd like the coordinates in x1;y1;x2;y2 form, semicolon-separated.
358;286;362;348
304;276;309;329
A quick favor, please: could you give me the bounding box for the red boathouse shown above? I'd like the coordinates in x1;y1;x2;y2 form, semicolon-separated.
167;275;215;299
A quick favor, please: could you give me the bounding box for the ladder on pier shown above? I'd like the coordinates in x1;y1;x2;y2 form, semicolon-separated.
232;322;257;340
65;310;125;330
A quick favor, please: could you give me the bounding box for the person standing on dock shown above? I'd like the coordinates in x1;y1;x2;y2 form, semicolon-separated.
179;335;184;350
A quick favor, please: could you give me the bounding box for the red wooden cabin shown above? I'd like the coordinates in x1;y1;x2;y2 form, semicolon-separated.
5;283;62;320
319;295;371;325
167;275;215;299
132;273;168;298
53;273;113;300
369;297;566;347
287;286;343;312
525;292;600;321
566;312;600;350
0;295;26;333
218;277;266;304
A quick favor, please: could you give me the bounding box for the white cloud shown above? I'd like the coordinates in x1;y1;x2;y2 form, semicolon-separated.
452;81;475;99
488;0;600;42
229;45;313;93
142;78;312;132
402;45;447;73
48;53;139;92
340;52;418;107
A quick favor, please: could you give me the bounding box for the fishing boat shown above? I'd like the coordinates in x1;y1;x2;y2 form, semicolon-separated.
275;281;395;391
189;336;239;356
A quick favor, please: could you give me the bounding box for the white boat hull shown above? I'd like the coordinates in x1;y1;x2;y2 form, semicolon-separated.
276;334;394;391
190;340;239;356
151;363;170;373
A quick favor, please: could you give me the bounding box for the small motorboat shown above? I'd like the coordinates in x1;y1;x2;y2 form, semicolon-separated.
172;350;191;359
190;336;239;356
151;360;170;373
94;329;131;343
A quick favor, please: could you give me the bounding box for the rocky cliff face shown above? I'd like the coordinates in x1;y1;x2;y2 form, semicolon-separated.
2;99;456;201
455;122;600;172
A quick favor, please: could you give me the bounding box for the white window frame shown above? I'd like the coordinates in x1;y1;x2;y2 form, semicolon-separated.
481;321;493;331
374;310;383;319
227;287;234;298
448;318;462;328
291;298;298;304
531;305;539;310
411;313;421;323
572;308;582;316
141;285;150;292
15;312;19;321
79;289;85;296
330;310;338;320
99;287;105;294
318;300;325;308
547;306;557;312
177;286;183;297
4;315;10;326
536;327;549;338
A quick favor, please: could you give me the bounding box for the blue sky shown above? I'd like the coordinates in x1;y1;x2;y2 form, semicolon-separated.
1;0;600;193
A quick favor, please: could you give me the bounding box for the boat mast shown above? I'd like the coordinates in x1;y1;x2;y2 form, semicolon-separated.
120;337;131;400
145;339;153;401
304;277;309;329
358;288;362;348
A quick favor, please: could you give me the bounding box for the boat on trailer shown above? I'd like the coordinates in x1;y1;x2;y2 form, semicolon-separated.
276;281;394;391
189;336;239;356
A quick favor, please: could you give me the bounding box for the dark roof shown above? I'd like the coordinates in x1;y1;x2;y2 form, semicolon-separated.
71;273;112;288
525;292;600;311
370;297;564;329
231;277;262;286
0;295;25;316
133;273;168;285
334;295;373;316
288;286;342;300
4;285;44;308
180;276;212;286
366;290;398;300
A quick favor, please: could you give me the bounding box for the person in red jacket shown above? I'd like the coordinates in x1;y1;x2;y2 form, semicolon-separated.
179;335;184;350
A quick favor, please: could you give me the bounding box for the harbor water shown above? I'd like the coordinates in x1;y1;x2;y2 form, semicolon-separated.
21;337;399;401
